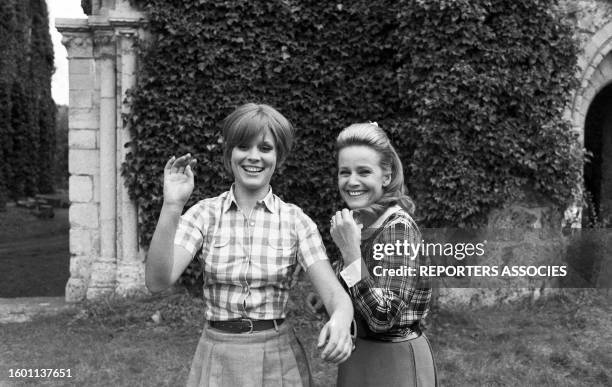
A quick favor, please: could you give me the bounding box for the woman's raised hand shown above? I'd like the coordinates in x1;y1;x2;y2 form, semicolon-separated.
330;209;362;265
163;154;197;208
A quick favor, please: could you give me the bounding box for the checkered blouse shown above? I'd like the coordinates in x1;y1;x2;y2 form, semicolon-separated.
174;187;328;321
346;210;431;336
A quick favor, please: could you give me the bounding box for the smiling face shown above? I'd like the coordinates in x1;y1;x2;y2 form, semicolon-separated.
337;145;391;210
231;128;277;197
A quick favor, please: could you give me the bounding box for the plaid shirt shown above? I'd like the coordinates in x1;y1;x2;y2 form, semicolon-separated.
174;187;328;321
345;210;431;336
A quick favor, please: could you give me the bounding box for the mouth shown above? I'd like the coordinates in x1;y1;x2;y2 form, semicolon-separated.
242;165;264;175
345;190;367;197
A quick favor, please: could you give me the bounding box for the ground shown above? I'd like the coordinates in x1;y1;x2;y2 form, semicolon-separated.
0;289;610;386
0;202;611;386
0;204;69;297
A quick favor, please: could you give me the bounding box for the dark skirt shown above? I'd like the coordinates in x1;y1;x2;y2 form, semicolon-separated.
187;322;312;387
337;333;437;387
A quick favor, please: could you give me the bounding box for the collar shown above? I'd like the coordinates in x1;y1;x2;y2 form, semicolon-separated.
361;205;402;240
222;184;277;214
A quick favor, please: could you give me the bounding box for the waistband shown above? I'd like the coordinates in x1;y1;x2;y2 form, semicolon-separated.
355;318;422;342
208;318;285;334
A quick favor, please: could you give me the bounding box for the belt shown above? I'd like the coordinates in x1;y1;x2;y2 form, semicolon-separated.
355;318;422;342
360;328;421;342
208;318;284;334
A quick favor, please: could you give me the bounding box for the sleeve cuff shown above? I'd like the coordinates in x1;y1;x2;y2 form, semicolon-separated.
340;259;369;287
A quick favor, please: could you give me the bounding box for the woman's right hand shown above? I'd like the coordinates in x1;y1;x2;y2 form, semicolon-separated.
163;154;197;208
330;209;362;266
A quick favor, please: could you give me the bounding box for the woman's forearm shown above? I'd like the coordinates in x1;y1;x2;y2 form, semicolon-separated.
307;260;354;324
145;203;184;292
325;287;354;327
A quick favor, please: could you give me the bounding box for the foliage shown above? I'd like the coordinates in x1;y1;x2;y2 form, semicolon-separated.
55;105;69;189
123;0;582;283
396;0;582;226
582;190;610;228
0;0;57;208
81;0;92;15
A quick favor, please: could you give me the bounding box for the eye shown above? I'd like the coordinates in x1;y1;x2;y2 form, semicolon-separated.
236;144;249;151
338;170;350;177
358;169;372;176
259;143;274;152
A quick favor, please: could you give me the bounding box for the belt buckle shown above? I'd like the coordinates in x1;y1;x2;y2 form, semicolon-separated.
241;318;254;334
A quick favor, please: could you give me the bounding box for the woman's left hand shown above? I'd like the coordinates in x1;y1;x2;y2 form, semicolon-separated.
317;312;354;364
330;209;362;266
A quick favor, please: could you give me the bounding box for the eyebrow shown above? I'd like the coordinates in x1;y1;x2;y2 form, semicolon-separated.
338;164;374;170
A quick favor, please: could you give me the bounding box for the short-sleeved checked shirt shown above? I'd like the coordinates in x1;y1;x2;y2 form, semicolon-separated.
342;209;431;337
174;186;328;321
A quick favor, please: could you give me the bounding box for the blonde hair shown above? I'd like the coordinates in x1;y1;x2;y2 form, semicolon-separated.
222;103;295;175
336;123;415;219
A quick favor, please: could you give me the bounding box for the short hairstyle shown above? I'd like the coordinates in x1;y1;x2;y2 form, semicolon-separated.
336;122;416;217
221;103;295;175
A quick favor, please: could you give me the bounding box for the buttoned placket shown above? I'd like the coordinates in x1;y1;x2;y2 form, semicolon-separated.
239;204;258;316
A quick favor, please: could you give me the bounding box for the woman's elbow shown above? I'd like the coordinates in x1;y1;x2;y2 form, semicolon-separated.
145;277;168;293
144;267;171;293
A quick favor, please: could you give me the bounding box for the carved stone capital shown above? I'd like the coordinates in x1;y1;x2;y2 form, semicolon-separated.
61;34;94;58
93;32;117;58
116;29;139;56
116;29;138;39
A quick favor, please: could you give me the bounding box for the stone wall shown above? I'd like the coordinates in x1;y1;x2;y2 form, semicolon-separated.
437;190;567;306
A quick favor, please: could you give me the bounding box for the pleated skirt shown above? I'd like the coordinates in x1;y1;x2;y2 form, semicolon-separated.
337;333;437;387
186;322;312;387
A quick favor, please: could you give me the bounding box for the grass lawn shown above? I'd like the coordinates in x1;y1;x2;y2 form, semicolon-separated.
0;205;69;297
1;287;610;386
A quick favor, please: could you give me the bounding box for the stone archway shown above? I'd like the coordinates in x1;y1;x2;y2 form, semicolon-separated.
583;81;612;224
565;17;612;227
569;21;612;140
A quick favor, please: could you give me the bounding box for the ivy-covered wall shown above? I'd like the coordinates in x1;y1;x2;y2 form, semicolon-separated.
124;0;582;257
0;0;56;209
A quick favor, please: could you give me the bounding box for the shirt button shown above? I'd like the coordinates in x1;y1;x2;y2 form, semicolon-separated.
250;221;255;226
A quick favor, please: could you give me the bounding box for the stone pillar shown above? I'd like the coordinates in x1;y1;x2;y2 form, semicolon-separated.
61;25;99;302
57;0;146;301
86;31;118;299
115;29;145;296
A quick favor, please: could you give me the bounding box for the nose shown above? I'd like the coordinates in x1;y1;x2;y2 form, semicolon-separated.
346;173;359;187
246;146;261;161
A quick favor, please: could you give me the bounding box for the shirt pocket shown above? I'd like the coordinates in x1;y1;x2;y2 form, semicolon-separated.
205;235;236;281
264;239;297;287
